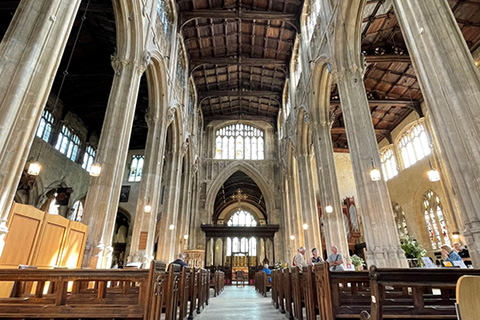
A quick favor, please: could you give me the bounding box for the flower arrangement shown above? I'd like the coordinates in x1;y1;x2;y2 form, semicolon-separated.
400;235;427;266
274;261;289;269
350;254;365;271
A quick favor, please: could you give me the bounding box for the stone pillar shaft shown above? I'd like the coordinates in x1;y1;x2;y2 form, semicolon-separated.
393;0;480;266
128;115;168;265
0;0;81;255
311;122;349;262
82;56;145;269
337;68;407;268
297;154;322;253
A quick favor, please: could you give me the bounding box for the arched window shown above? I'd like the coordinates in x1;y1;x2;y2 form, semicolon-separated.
157;0;173;38
392;202;409;238
227;209;258;227
36;110;54;143
48;196;59;215
380;147;398;181
128;155;144;182
55;125;81;162
82;146;96;172
422;190;450;250
215;124;265;160
71;200;84;222
398;122;431;169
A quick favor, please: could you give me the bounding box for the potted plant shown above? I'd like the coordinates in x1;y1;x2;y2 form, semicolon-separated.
350;254;365;271
400;235;427;267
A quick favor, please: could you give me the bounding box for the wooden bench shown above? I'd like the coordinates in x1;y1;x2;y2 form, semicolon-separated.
210;270;225;297
255;270;271;297
456;275;480;320
360;266;480;320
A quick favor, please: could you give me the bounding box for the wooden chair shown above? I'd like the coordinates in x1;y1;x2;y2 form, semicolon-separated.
456;275;480;320
236;270;245;287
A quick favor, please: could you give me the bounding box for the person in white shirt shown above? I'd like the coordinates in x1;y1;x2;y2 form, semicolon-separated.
327;246;344;271
294;247;308;269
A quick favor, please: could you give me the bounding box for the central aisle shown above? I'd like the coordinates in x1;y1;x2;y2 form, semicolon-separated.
195;286;282;320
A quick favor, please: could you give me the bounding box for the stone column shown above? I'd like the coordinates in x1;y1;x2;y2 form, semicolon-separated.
287;171;302;251
311;121;350;263
175;156;193;255
82;54;147;269
0;0;81;255
128;113;168;265
156;148;184;262
336;68;407;268
392;0;480;266
296;153;322;252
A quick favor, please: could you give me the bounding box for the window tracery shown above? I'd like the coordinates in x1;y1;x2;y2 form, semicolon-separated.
227;209;257;227
215;124;264;160
422;190;450;250
82;146;96;172
36;110;54;143
55;125;81;162
380;147;398;181
71;200;84;222
128;155;144;182
398;122;431;169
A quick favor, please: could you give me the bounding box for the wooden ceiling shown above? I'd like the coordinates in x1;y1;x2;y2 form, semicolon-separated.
177;0;303;126
331;0;480;152
213;171;266;221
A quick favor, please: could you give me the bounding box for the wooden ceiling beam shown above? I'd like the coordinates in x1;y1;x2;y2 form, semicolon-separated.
181;10;297;24
330;99;420;108
190;57;286;69
204;114;277;125
331;127;390;136
200;90;280;99
365;54;411;64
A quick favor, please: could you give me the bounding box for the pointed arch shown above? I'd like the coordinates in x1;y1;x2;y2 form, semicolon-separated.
205;161;275;220
113;1;144;63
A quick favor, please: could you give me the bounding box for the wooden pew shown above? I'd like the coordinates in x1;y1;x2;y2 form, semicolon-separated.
360;266;480;320
188;267;199;320
255;270;271;297
0;260;166;319
272;269;286;313
314;261;371;319
210;270;225;297
291;267;304;320
283;267;295;319
271;269;279;308
456;275;480;320
302;266;318;320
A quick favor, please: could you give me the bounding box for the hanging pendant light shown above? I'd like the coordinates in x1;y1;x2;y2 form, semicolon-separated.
452;231;460;240
169;224;175;231
370;158;381;181
427;159;440;182
303;223;309;230
27;161;42;176
144;204;152;213
325;205;333;214
89;162;102;177
290;235;295;240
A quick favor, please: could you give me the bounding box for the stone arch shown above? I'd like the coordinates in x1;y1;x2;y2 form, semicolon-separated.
205;162;275;221
146;53;169;123
113;1;144;63
295;105;312;156
311;60;334;125
217;203;267;225
333;1;366;72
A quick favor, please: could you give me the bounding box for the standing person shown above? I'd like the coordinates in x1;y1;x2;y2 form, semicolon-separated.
311;247;322;264
171;253;188;270
294;247;308;269
327;246;344;271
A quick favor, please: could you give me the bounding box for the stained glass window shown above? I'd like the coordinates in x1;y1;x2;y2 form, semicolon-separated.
380;147;398;181
399;122;431;169
422;190;450;250
36;110;54;143
392;202;409;238
215;124;264;160
128;155;144;182
71;200;84;222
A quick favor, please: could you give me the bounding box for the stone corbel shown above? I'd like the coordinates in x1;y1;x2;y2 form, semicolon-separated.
166;107;176;125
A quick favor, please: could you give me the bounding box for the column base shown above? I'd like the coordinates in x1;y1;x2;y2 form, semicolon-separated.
463;220;480;267
366;246;408;268
87;243;114;269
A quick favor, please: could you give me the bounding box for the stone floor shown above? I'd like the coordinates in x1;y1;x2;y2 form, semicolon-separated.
194;285;283;320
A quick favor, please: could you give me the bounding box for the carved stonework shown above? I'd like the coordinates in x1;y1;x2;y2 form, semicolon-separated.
166;107;176;125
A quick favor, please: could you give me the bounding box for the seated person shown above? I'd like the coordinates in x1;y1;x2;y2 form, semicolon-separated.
453;242;470;258
441;245;463;265
171;253;188;270
261;264;272;283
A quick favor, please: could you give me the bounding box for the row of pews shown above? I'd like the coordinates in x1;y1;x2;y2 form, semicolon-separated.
271;261;480;320
210;270;225;297
0;261;225;319
254;270;271;297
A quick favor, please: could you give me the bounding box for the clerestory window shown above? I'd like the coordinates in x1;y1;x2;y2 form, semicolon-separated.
128;155;144;182
82;146;96;172
380;147;398;181
36;110;54;143
55;125;81;162
399;122;431;169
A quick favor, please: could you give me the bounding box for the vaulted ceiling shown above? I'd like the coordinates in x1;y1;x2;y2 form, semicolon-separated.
177;0;304;126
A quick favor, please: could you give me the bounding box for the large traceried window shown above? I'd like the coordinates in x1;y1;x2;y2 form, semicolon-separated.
380;147;398;181
55;125;81;162
422;190;450;250
215;124;264;160
399;122;431;169
36;110;54;143
392;202;409;238
128;155;144;182
227;209;258;227
82;146;96;172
